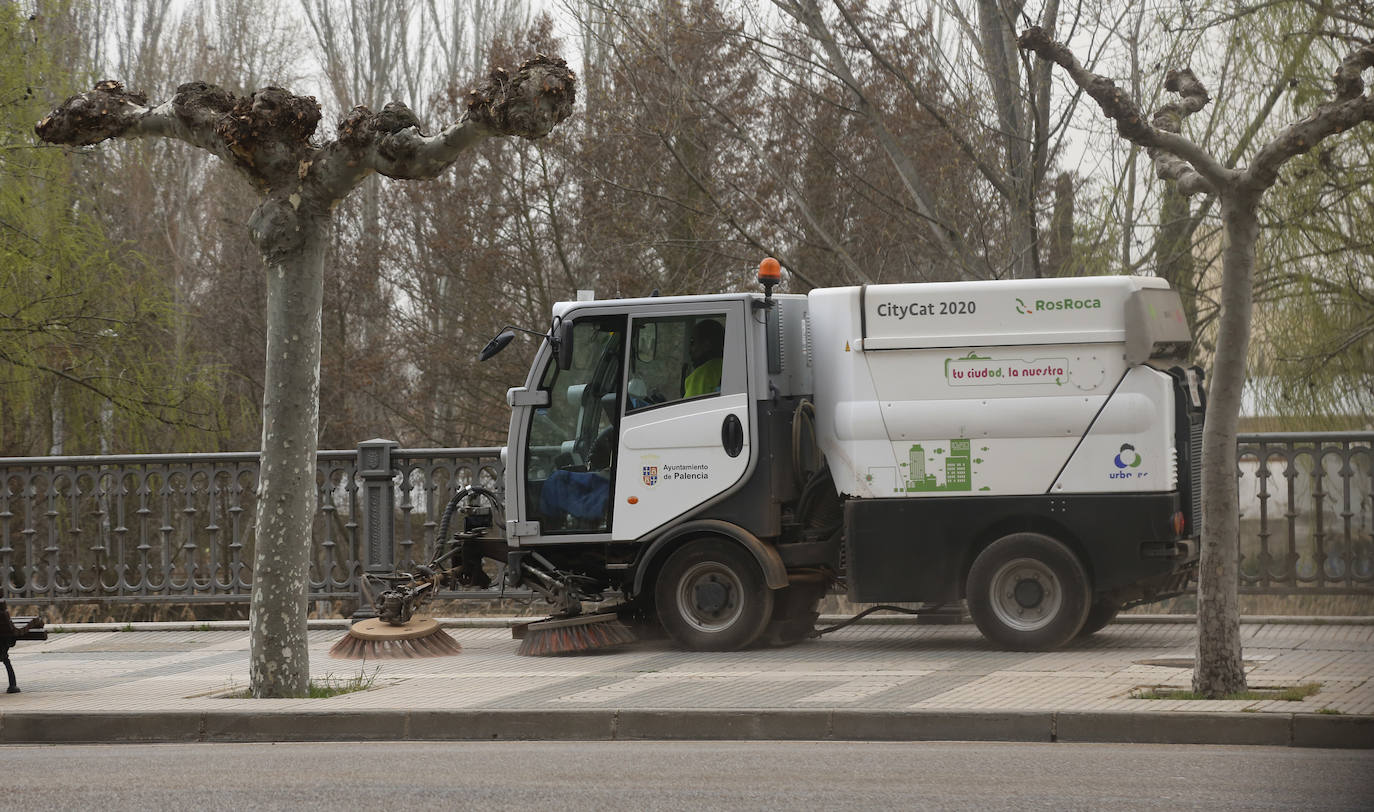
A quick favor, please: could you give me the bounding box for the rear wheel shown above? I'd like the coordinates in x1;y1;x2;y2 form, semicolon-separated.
655;539;774;651
966;532;1090;651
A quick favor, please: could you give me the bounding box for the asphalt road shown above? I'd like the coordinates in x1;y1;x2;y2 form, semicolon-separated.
3;740;1371;810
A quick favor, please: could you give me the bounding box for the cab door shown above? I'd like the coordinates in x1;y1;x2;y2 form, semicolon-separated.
511;314;625;543
612;301;751;540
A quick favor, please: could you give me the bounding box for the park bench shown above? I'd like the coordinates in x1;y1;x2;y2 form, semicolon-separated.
1;599;47;694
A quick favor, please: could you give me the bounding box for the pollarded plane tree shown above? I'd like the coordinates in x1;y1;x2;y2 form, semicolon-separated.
1018;28;1373;697
35;58;576;697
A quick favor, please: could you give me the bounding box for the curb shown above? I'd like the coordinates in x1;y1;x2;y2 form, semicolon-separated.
43;614;1374;633
1;708;1369;748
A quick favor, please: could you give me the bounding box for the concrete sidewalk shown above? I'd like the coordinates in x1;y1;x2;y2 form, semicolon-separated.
2;617;1370;748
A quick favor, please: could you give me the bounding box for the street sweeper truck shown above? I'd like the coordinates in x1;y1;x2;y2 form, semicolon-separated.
339;260;1204;657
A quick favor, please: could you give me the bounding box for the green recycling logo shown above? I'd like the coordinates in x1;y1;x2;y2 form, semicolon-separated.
1114;443;1142;469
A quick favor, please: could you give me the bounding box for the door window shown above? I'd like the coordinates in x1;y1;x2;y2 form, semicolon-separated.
524;315;625;533
626;313;728;413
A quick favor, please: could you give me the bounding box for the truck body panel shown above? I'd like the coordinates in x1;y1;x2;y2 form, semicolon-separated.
808;278;1184;500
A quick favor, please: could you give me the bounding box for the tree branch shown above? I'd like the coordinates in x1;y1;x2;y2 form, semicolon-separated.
1017;27;1235;197
782;0;972;275
1247;42;1374;192
37;80;322;190
36;80;224;159
313;54;576;200
829;0;1015;201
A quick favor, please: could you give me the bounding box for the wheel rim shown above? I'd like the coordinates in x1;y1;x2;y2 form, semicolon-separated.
675;561;744;633
988;557;1062;632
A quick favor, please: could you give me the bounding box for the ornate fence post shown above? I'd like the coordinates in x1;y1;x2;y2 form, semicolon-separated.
353;438;399;621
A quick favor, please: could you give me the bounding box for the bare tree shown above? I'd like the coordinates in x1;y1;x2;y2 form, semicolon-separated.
426;0;531;99
1019;27;1374;696
773;0;975;276
575;0;989;291
766;0;1100;280
36;59;575;696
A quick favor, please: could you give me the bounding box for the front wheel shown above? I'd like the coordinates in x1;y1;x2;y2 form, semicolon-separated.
966;533;1090;651
655;539;774;651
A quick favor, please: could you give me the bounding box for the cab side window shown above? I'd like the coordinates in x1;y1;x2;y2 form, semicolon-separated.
627;314;727;412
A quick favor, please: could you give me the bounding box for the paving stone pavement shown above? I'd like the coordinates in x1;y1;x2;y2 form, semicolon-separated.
2;618;1371;746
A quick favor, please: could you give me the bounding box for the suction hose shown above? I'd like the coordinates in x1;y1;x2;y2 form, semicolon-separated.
435;485;504;549
433;484;504;587
790;398;820;492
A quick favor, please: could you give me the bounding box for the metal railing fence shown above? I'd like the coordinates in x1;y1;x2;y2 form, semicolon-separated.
2;432;1370;607
0;441;502;605
1236;432;1372;594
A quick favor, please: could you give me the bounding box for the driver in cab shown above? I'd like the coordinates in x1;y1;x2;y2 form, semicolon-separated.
683;319;724;398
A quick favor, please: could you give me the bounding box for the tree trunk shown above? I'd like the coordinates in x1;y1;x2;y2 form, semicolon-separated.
49;382;65;456
1045;172;1073;278
1156;185;1198;328
248;201;327;699
1193;194;1257;697
976;0;1037;279
1012;183;1040;279
34;53;575;700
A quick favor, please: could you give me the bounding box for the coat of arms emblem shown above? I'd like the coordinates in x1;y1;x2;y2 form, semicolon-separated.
642;465;658;487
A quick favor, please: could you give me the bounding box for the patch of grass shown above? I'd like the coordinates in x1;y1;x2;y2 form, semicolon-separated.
1270;683;1323;701
306;669;380;698
1131;682;1321;701
119;623;135;632
218;668;381;699
196;623;213;632
1317;707;1344;715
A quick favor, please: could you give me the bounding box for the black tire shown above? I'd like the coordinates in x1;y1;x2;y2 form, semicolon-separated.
655;539;775;651
1077;596;1121;638
966;532;1091;651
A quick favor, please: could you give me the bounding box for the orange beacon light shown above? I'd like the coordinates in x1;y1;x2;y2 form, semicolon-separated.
758;257;781;303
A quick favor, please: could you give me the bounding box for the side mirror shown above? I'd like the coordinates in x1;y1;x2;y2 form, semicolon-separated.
478;329;516;362
557;320;575;369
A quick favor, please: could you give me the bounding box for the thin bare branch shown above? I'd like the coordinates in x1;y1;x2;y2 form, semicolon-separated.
1017;26;1235;196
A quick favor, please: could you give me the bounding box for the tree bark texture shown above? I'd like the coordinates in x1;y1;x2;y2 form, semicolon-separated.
1019;27;1374;697
1193;196;1258;696
37;56;575;697
249;215;326;698
1156;185;1197;327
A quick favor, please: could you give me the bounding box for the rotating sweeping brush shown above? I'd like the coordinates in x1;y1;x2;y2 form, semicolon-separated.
329;617;462;659
514;612;635;656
